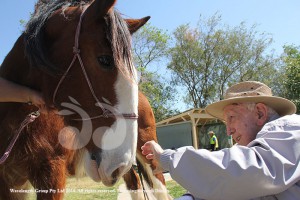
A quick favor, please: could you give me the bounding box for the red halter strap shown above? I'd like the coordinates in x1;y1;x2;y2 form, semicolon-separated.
52;5;138;120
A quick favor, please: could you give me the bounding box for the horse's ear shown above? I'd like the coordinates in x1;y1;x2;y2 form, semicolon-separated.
86;0;116;18
125;16;151;34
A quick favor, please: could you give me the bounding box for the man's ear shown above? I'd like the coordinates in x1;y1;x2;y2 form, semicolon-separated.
255;103;268;126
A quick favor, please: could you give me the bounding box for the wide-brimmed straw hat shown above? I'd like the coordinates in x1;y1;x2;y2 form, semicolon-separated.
205;81;296;120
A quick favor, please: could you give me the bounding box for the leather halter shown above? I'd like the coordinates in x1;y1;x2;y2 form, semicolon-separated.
52;5;138;120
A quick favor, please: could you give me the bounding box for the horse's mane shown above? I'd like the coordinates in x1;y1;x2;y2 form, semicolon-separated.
24;0;75;75
108;8;136;81
24;0;135;81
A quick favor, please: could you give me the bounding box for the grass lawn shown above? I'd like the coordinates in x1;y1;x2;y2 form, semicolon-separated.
166;179;187;198
27;176;186;199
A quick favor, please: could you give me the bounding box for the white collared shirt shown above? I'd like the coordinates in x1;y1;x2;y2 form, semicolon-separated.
161;114;300;200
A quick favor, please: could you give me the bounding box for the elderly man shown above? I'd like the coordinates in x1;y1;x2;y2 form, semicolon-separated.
141;81;300;200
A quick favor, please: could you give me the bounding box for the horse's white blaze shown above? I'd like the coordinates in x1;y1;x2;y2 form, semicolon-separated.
99;69;138;179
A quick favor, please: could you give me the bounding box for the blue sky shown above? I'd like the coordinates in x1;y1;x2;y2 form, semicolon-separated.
1;0;300;63
1;0;299;111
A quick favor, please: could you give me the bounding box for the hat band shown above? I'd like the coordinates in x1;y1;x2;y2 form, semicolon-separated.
225;91;272;99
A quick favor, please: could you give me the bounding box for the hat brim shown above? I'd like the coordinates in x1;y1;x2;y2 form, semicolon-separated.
205;96;296;121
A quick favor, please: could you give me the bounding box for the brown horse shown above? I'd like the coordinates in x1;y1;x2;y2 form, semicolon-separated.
0;0;169;199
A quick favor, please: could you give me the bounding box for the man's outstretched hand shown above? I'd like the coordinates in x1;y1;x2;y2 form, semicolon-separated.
141;140;164;174
141;140;163;160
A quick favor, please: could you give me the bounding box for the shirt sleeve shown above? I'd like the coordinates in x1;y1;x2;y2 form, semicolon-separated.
160;115;300;199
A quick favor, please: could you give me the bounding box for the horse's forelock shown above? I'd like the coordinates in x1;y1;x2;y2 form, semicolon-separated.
105;10;136;82
25;1;135;80
24;0;87;75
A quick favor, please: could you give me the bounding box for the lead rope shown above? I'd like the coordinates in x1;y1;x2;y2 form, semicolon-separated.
136;160;149;200
0;111;40;164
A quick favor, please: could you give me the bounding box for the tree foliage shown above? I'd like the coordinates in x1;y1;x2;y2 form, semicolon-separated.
132;23;170;70
281;45;300;113
138;71;178;122
132;24;178;121
168;14;279;108
131;14;297;120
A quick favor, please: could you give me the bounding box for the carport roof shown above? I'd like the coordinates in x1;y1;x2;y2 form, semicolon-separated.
156;108;216;127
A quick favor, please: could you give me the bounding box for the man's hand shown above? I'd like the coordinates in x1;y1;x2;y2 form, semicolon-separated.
141;140;165;174
27;89;45;106
141;140;164;160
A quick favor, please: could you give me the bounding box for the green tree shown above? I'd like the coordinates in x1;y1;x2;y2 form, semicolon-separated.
281;45;300;113
139;71;178;122
168;14;279;108
133;23;170;70
132;24;178;121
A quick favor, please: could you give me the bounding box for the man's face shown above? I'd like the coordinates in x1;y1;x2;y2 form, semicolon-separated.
223;103;260;146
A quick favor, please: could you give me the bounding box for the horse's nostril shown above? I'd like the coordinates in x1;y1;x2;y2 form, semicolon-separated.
91;154;96;160
111;168;119;179
90;152;101;168
111;165;129;180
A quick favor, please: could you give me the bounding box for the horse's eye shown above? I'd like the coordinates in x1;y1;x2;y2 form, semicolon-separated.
97;55;115;70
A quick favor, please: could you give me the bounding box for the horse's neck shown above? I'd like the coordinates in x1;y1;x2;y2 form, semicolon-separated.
0;34;31;85
0;34;43;121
